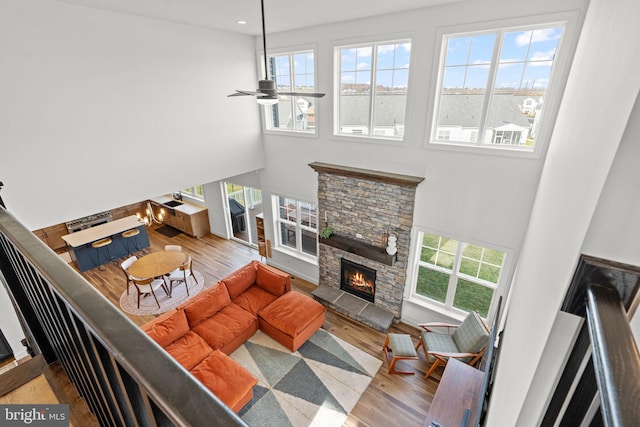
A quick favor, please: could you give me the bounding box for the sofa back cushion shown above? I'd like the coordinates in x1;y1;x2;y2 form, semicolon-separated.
144;309;190;348
182;283;231;327
255;263;290;296
222;262;257;299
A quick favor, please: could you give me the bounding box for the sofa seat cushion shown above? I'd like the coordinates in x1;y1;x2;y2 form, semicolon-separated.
192;303;258;353
180;283;231;327
258;292;326;351
163;331;213;371
221;261;257;299
232;285;279;316
143;309;190;348
190;350;258;413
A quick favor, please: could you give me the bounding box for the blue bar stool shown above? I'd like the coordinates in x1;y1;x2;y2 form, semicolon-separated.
91;237;113;271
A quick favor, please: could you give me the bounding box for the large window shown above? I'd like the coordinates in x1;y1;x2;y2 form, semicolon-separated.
431;24;565;151
264;50;318;133
410;231;506;318
336;39;412;140
273;196;318;259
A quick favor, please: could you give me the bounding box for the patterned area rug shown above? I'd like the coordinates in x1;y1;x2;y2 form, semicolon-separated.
118;271;204;316
231;329;382;427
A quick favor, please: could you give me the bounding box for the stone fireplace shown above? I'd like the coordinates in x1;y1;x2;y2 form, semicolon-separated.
309;162;424;331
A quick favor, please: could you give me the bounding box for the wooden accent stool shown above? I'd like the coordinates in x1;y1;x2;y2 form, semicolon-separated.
383;333;418;375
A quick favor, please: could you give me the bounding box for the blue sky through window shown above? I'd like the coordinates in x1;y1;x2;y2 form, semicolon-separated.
443;27;562;90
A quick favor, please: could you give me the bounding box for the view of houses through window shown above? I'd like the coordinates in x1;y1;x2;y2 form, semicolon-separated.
411;231;506;317
264;50;317;133
336;40;412;140
432;24;565;151
273;195;318;258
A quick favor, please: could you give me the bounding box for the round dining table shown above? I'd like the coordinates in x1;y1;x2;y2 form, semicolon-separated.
127;250;186;279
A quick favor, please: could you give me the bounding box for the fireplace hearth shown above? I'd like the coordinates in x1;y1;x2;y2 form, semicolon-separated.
341;258;376;303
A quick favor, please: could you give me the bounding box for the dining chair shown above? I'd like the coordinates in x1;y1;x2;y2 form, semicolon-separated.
164;245;182;252
131;276;169;309
166;257;197;297
120;255;138;295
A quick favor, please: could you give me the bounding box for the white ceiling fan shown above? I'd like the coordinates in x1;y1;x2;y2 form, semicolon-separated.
228;0;325;105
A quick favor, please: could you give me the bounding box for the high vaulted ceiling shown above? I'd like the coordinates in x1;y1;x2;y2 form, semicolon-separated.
54;0;461;35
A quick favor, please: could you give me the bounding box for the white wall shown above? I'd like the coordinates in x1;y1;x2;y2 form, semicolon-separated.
0;0;264;230
256;0;586;308
489;0;640;424
515;93;640;425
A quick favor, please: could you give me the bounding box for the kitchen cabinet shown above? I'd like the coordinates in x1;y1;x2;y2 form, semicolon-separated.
154;200;209;238
33;223;68;252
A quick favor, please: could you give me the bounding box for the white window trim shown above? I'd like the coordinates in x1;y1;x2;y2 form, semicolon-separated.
271;195;318;262
423;11;581;160
333;36;414;143
260;45;321;137
180;187;204;202
404;227;515;322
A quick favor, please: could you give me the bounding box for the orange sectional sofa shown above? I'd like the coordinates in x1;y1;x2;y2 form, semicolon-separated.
142;260;326;413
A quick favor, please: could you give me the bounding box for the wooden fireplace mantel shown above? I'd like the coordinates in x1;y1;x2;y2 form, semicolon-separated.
320;234;396;266
309;162;425;187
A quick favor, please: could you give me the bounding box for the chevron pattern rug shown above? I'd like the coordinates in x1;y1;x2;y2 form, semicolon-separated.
230;329;381;427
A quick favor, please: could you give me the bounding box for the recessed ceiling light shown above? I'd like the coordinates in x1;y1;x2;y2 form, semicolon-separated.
237;20;247;25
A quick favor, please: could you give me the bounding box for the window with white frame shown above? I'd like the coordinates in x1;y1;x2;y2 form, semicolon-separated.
181;185;204;200
431;24;565;151
410;231;506;318
264;50;318;133
336;39;411;140
273;195;318;258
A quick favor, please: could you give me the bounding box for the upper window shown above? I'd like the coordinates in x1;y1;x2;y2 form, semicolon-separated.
336;39;412;140
272;195;318;260
431;25;565;152
181;185;204;200
264;50;318;134
409;231;506;318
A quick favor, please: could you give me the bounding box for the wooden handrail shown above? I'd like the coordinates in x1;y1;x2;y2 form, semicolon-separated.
586;283;640;426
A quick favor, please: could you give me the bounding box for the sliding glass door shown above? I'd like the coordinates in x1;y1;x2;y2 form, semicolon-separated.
224;183;263;246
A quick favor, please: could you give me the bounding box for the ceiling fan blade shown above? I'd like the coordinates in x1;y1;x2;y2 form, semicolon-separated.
278;92;326;98
228;90;259;97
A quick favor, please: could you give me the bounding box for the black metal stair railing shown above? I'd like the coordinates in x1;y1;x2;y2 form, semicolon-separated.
0;205;246;426
543;255;640;426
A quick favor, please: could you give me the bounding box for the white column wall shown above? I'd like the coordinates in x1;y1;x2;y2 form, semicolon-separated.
488;0;640;424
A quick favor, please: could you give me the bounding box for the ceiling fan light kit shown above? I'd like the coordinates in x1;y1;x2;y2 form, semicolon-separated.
228;0;325;104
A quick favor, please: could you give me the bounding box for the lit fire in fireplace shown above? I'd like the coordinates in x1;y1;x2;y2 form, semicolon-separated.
348;272;374;295
351;272;370;288
341;258;376;303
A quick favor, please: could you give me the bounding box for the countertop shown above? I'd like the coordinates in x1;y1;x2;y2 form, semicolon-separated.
150;195;207;215
62;215;143;248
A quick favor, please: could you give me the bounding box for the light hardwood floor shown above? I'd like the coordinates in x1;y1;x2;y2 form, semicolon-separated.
9;225;444;426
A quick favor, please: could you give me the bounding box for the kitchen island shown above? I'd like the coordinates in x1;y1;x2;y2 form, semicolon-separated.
62;215;149;272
